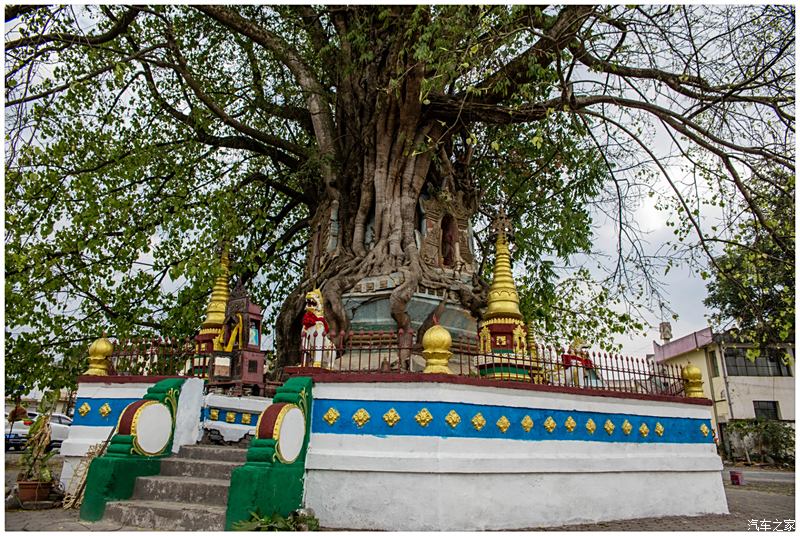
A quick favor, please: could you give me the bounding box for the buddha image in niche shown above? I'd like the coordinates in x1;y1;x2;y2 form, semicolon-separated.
249;321;259;346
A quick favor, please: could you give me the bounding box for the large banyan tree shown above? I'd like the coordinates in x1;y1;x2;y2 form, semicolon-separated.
5;5;794;378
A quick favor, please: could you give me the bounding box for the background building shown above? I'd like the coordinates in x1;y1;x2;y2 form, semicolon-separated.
653;325;794;456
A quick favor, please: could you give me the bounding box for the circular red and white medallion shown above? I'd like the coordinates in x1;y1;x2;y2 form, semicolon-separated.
255;403;306;464
118;400;173;456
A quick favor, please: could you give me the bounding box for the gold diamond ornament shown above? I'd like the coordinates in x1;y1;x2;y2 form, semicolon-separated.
585;418;596;434
621;419;632;435
521;415;534;433
700;423;710;437
445;410;461;429
383;408;401;427
241;413;252;425
496;416;511;433
78;402;91;417
655;422;665;437
543;416;556;433
564;416;577;432
352;408;371;428
604;419;615;435
472;413;486;431
226;411;236;423
323;407;340;425
209;409;219;421
98;403;112;418
639;423;650;438
415;408;433;427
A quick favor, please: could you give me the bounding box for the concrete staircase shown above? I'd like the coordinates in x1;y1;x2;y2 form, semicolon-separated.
103;445;246;531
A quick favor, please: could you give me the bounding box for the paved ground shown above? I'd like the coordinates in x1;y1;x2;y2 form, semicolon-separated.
5;453;795;531
723;467;795;483
538;483;794;531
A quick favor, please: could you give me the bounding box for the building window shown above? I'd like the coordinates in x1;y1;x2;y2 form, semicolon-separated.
709;350;720;377
724;348;792;377
753;401;780;420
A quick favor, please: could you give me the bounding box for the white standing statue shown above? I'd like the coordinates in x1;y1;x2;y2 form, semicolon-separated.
301;289;335;367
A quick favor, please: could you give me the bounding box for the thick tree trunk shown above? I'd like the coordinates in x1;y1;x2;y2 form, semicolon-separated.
275;7;486;367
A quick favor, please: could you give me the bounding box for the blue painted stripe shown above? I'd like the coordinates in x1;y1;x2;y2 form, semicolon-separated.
72;397;140;427
202;407;258;427
312;399;713;444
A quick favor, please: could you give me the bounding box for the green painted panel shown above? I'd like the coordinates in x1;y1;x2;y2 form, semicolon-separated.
79;457;161;521
224;376;313;530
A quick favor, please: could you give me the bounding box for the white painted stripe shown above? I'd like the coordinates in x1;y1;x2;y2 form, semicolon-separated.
304;470;728;530
306;433;722;473
204;420;254;443
60;425;115;457
313;382;712;419
204;393;272;413
76;383;151;399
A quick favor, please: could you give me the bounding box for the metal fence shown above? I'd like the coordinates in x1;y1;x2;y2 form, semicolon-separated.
109;337;210;377
107;329;687;398
295;329;687;397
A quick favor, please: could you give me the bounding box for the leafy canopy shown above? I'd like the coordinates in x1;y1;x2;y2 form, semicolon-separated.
5;5;794;391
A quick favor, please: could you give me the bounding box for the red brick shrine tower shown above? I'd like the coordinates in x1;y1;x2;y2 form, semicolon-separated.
194;249;266;395
210;280;266;395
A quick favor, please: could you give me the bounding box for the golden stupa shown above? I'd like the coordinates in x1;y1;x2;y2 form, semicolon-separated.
200;248;230;334
483;210;523;321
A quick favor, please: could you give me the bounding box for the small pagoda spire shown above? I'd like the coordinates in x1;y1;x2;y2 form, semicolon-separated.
526;320;537;358
484;209;522;320
201;247;230;331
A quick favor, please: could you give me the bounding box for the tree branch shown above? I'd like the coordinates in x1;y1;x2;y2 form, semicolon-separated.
7;7;141;50
194;5;339;175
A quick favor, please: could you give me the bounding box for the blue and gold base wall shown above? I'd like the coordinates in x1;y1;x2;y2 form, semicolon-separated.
61;376;206;491
201;393;271;443
60;378;156;489
303;380;728;530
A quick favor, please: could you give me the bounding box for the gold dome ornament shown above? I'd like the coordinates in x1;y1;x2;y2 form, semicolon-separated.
483;209;523;321
85;333;114;376
681;362;704;398
422;323;453;374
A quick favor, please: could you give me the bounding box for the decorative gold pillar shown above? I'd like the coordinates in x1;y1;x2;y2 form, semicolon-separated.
422;324;453;374
682;363;704;398
85;334;114;376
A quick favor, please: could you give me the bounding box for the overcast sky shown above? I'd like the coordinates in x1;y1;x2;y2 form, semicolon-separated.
611;195;711;358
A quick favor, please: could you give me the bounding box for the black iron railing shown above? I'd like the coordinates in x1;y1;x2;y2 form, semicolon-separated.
293;329;687;397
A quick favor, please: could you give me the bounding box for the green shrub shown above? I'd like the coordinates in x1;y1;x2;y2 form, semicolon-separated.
726;419;795;464
233;510;320;531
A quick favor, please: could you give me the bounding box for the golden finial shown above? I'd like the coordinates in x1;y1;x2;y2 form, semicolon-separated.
422;323;453;374
682;362;704;398
526;321;537;359
201;248;230;330
484;209;522;320
85;332;113;376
